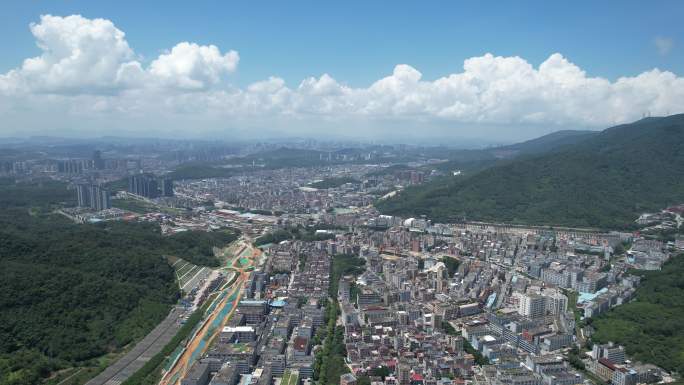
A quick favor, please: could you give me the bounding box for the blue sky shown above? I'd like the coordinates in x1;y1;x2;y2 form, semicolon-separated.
2;1;681;86
0;1;682;142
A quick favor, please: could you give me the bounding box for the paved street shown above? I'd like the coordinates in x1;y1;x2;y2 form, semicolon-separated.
85;307;184;385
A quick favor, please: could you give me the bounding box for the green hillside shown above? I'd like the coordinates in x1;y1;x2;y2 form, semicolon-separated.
430;129;597;176
0;181;226;385
377;115;684;229
445;129;597;162
590;254;684;375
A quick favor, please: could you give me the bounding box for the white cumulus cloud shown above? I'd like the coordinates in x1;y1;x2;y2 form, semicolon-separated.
149;42;239;89
0;14;239;94
1;14;684;140
0;14;136;94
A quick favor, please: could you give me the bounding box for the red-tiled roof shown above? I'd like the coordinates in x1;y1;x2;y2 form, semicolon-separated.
598;358;616;370
293;336;308;351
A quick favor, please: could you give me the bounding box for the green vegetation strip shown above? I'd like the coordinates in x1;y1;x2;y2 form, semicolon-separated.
224;273;239;288
309;177;359;189
281;371;294;385
112;198;159;214
168;163;237;180
313;254;367;385
313;300;348;385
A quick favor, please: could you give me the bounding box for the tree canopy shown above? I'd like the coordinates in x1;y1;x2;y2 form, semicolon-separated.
0;181;228;384
590;254;684;375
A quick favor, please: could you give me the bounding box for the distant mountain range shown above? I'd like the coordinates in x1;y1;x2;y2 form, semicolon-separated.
492;129;597;157
377;114;684;229
427;129;597;175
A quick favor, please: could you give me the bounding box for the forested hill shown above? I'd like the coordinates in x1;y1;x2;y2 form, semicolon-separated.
0;180;233;385
590;253;684;375
493;129;596;156
377;114;684;229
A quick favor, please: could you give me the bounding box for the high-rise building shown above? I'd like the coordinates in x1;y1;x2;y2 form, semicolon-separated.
128;175;141;196
58;159;87;174
147;178;159;198
92;185;111;211
397;361;411;385
592;343;626;364
128;174;160;198
519;294;545;319
543;292;568;315
161;178;174;197
92;150;105;170
76;184;90;207
76;184;111;211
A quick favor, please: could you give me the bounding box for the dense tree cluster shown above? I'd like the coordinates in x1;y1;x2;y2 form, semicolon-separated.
0;179;74;209
329;254;366;297
0;181;232;384
0;215;177;384
163;230;238;267
440;256;460;278
590;254;684;375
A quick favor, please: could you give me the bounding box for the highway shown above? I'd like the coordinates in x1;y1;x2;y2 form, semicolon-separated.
85;307;185;385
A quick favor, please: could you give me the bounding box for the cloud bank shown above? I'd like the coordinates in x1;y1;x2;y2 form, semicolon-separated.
1;14;683;140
